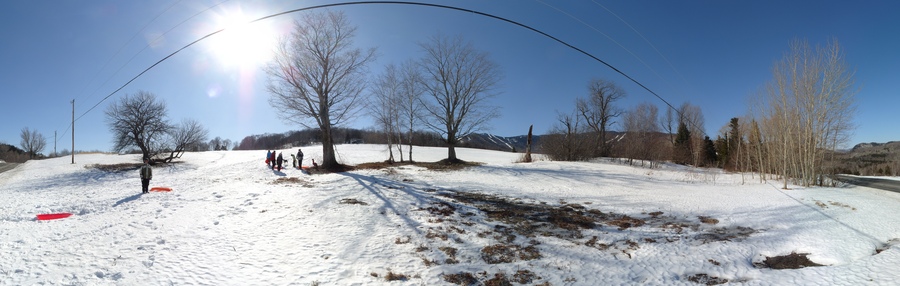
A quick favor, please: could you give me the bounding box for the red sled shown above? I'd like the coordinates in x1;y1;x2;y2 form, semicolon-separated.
36;213;72;220
150;187;172;192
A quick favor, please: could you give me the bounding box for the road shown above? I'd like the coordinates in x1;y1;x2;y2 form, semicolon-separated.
834;174;900;194
0;162;19;174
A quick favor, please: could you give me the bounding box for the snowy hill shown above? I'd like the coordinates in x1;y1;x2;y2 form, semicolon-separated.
1;144;899;285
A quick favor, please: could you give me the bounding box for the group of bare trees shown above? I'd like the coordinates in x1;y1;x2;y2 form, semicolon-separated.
543;38;857;189
105;91;208;163
716;39;857;187
543;78;709;168
267;11;501;169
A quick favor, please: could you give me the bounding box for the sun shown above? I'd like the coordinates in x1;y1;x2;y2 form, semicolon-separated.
207;10;277;68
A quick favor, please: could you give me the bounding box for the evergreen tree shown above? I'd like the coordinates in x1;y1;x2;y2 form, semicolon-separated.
702;136;718;167
673;121;692;165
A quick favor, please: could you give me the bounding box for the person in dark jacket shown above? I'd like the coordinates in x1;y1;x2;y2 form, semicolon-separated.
268;151;276;169
140;158;153;194
276;152;284;171
297;149;304;169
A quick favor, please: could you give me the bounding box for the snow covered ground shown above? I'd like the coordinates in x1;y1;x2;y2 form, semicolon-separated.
1;144;898;285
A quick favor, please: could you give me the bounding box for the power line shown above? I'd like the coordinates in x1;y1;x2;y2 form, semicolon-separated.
590;0;697;105
60;0;230;141
71;1;701;138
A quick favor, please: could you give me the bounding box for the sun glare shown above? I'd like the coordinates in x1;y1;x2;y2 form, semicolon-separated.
208;10;277;68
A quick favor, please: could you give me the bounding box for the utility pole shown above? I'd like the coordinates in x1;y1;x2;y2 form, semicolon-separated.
54;130;57;157
71;99;75;164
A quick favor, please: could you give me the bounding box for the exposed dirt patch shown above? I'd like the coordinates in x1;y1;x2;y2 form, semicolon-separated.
875;238;900;254
686;273;729;285
443;272;479;285
698;216;719;225
355;160;482;171
86;163;143;172
754;252;824;269
338;198;368;206
481;244;542;264
271;177;314;187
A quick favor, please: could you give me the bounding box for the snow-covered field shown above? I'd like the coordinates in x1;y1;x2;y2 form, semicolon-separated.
1;144;898;285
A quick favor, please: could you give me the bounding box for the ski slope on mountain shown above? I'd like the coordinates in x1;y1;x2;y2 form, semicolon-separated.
1;144;898;285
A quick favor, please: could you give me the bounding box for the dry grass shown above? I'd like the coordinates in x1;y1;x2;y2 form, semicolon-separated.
686;273;729;285
443;272;478;285
271;177;314;188
698;216;720;225
338;198;368;205
355;160;482;171
754;252;824;269
86;163;143;172
384;270;408;281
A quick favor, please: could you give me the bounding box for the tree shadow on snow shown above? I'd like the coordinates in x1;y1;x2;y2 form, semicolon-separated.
339;172;435;236
113;193;144;207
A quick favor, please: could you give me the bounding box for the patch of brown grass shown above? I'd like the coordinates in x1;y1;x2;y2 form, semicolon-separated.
512;270;539;284
480;244;542;264
443;272;478;285
698;216;719;225
384;270;407;281
686;273;729;285
338;198;368;205
86;163;143;172
271;177;314;187
755;252;824;269
354;160;482;171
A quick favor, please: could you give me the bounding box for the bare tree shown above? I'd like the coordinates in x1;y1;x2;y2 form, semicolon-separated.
209;137;223;151
19;127;47;159
266;10;376;170
399;60;425;162
222;139;232;151
542;111;589;161
576;79;626;157
418;34;501;162
759;38;857;187
163;118;209;161
370;63;403;163
105;91;171;162
622;102;660;167
678;102;706;166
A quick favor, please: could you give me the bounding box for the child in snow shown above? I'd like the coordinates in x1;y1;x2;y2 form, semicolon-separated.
311;158;318;171
269;151;276;169
291;153;297;169
265;150;272;168
276;152;284;171
140;158;152;194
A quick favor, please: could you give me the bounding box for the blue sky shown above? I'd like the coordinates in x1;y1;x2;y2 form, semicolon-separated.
2;0;898;153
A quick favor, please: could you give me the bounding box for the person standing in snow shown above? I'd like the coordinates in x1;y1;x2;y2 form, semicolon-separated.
268;151;276;169
297;149;304;169
266;150;272;168
276;152;284;171
290;153;297;169
140;158;152;194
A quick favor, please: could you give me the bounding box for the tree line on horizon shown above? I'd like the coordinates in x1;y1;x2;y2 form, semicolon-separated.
542;38;858;188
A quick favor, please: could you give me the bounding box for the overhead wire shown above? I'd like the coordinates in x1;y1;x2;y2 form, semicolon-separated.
534;0;673;96
70;1;702;144
60;0;231;141
60;0;184;140
590;0;698;109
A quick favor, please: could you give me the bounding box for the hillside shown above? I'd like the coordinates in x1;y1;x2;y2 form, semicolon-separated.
834;141;900;176
1;145;898;285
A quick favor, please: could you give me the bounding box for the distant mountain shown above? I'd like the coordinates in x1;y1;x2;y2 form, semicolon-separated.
459;133;542;153
833;141;900;176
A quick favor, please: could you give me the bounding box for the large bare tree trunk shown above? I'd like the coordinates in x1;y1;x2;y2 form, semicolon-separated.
418;34;501;163
266;11;375;171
